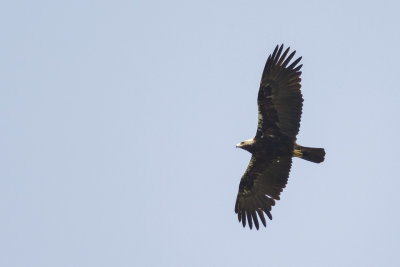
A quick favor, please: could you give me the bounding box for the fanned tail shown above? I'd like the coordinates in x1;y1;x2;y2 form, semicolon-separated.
294;144;325;163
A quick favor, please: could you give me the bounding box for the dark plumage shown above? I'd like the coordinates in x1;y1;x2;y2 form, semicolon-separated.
235;44;325;230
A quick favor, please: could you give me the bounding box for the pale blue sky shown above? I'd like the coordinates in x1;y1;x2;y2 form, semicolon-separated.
1;0;400;266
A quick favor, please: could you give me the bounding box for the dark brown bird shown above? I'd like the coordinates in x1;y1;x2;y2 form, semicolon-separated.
235;44;325;230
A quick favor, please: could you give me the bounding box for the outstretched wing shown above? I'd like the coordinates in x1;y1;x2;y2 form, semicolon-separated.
234;45;303;229
235;155;292;230
257;44;303;139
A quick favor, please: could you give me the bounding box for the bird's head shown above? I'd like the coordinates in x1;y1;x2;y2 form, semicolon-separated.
236;138;255;152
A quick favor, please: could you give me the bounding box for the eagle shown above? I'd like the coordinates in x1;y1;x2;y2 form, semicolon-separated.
235;44;325;230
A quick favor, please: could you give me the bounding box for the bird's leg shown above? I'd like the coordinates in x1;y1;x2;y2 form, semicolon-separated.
293;149;303;158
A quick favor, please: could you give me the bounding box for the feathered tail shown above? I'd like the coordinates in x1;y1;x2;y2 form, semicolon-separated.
294;144;325;163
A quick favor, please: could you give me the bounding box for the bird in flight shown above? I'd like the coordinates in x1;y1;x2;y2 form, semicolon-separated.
235;44;325;230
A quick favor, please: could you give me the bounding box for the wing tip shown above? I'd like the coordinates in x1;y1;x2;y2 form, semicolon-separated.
236;206;273;230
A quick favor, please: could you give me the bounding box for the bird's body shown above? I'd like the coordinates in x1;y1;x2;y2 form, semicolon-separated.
235;44;325;230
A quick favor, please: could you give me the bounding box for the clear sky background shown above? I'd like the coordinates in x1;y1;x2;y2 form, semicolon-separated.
1;0;400;266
